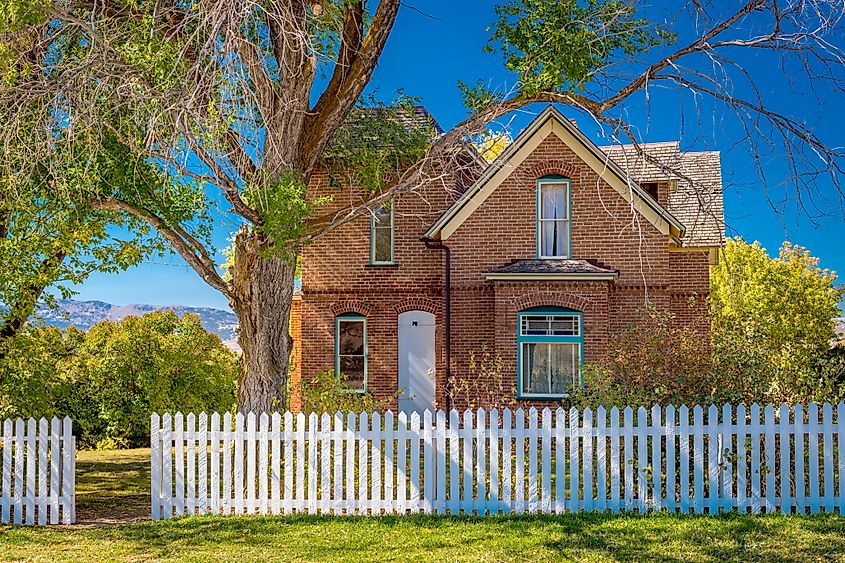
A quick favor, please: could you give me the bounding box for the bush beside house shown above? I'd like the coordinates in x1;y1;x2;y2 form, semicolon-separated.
571;238;845;408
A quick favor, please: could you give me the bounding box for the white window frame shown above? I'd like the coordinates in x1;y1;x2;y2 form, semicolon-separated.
536;179;571;259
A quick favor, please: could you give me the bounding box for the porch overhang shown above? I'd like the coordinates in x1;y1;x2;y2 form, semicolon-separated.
483;259;619;282
485;272;618;282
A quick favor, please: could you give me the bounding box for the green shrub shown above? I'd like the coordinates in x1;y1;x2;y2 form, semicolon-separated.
0;311;237;448
297;370;397;414
569;306;717;408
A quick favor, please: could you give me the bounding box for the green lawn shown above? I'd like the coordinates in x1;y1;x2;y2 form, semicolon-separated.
1;449;844;562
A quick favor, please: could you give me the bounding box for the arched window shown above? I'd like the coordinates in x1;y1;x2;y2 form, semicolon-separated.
335;313;367;392
517;306;582;399
536;176;571;259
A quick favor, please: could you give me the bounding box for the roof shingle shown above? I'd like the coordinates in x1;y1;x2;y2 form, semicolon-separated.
485;259;618;277
599;142;725;247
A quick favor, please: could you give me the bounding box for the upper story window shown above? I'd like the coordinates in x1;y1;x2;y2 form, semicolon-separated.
370;200;395;265
517;307;582;399
537;178;571;259
335;313;367;392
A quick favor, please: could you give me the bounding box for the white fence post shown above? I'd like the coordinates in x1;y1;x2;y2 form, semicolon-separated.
0;416;75;525
146;403;845;519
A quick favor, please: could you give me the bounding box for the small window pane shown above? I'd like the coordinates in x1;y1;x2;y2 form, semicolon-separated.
549;343;579;394
371;202;394;263
541;219;568;257
374;204;392;225
373;228;392;262
522;343;550;395
541;184;567;220
339;356;365;389
338;320;364;355
550;316;579;336
523;316;550;335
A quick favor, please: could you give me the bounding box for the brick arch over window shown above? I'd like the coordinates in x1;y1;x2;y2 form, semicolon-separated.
330;300;372;317
526;160;577;180
393;297;439;315
511;291;590;313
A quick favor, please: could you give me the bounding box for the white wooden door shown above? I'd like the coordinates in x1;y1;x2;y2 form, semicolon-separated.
398;311;436;414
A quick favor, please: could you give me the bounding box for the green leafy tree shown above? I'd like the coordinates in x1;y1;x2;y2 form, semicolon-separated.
711;238;844;403
2;1;841;413
0;325;85;420
0;311;238;448
0;122;168;356
66;311;237;448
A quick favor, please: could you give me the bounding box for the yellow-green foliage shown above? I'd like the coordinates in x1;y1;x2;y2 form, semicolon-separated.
296;371;398;415
711;238;844;403
0;311;237;449
572;239;844;408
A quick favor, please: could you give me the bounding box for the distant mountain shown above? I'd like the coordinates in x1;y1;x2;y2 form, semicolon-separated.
35;299;240;350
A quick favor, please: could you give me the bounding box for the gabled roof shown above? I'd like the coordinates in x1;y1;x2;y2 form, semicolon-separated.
599;143;725;247
425;106;687;242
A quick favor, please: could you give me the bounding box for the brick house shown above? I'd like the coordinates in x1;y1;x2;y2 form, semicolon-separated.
290;105;725;412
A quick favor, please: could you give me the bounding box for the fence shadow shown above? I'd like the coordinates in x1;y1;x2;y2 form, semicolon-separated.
91;512;845;562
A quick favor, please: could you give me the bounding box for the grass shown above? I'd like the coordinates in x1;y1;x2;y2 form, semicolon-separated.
1;449;844;562
75;448;150;524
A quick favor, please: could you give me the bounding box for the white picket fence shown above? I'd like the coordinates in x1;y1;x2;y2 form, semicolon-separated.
150;403;845;519
1;417;75;525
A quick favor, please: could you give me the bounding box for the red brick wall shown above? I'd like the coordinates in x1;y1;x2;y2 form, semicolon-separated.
296;168;458;410
289;297;303;411
293;132;715;411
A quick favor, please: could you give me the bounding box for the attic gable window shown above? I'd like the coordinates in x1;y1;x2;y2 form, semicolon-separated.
536;178;571;259
370;200;395;265
640;181;660;201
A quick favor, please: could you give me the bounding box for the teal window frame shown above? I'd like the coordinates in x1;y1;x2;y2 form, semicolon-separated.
370;200;395;265
334;313;368;394
536;176;572;259
516;306;583;400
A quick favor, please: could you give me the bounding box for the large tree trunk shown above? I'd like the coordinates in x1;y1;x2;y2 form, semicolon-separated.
230;227;296;414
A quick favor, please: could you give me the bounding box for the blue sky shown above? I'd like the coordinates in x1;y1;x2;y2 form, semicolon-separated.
71;1;844;311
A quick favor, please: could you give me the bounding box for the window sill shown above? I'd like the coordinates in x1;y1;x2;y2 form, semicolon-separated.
365;263;399;269
517;393;570;401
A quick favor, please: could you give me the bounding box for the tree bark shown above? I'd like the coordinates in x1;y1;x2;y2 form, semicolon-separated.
230;227;296;414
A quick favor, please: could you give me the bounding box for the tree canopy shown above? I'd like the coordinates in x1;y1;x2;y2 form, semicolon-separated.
711;238;844;402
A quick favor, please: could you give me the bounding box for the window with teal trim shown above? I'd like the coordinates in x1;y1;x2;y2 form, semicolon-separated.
370;200;394;264
517;306;582;398
537;179;571;258
335;313;367;392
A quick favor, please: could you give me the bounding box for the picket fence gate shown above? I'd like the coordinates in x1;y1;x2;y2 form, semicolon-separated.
1;417;75;525
150;403;845;519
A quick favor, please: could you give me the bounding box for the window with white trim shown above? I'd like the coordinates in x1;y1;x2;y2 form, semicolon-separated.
370;200;394;264
335;314;367;391
518;307;582;398
537;179;571;258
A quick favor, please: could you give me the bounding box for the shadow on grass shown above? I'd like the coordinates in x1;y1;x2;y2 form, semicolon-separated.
75;449;151;523
78;512;845;562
